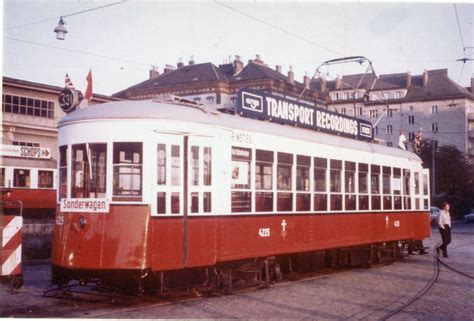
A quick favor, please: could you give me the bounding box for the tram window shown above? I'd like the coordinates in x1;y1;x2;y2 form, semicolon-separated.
382;166;392;210
358;163;369;210
296;155;310;212
231;147;251;189
277;193;293;212
231;147;251;212
403;169;411;210
296;194;311;211
370;165;381;210
314;194;328;211
38;170;53;188
414;173;420;195
424;199;429;210
113;142;142;200
359;196;369;210
255;150;273;212
191;192;199;213
157;144;166;185
203;192;212;213
423;174;429;195
203;147;212;186
72;143;107;198
191;146;200;186
256;192;273;212
171;192;180;214
13;169;30;187
296;156;310;192
255;150;273;190
171;145;180;186
0;168;4;187
345;161;356;211
59;145;68;199
330;160;342;211
231;191;251;212
314;157;327;192
277;153;293;191
157;192;166;214
314;157;327;211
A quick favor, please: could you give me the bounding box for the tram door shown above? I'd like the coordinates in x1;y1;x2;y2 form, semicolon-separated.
152;133;184;216
186;136;216;267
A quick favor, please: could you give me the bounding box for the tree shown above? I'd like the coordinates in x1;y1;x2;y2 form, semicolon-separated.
418;140;474;219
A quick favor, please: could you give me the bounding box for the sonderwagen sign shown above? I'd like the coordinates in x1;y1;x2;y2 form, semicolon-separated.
60;198;110;213
236;88;373;141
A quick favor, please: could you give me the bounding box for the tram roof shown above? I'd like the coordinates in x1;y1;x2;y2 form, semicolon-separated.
59;100;421;162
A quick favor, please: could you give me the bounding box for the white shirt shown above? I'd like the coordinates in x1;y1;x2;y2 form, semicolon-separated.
438;209;451;228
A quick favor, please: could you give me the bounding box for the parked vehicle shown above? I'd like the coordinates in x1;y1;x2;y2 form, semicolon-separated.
430;207;440;225
465;209;474;223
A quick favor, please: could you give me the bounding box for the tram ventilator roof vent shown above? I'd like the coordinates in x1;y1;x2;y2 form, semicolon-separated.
152;94;220;116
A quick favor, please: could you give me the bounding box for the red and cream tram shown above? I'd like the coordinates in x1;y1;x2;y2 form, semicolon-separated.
52;91;431;294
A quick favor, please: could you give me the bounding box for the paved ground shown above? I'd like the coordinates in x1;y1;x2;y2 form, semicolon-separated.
1;222;473;320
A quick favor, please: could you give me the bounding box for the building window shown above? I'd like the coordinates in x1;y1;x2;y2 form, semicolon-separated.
0;168;5;187
409;105;414;111
332;93;339;100
408;115;415;124
387;142;393;147
13;169;30;187
2;94;54;118
408;132;415;142
340;108;346;115
371;93;378;101
369;110;378;119
432;123;439;133
230;97;236;104
343;92;348;100
358;107;363;116
12;141;40;147
395;91;402;99
387;109;394;118
206;96;214;104
386;125;393;134
38;170;54;188
431;105;438;115
374;126;379;135
113;142;142;200
354;91;360;99
193;97;201;102
384;92;390;99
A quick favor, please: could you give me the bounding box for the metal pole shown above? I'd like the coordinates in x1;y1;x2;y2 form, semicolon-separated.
431;141;436;201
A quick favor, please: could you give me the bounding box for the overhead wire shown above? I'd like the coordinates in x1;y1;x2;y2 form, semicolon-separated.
4;1;127;31
215;1;344;57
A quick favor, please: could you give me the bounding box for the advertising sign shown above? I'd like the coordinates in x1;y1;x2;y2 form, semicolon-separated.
0;144;51;159
236;88;373;141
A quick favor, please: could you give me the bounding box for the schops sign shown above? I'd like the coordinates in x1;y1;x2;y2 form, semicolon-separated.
236;88;373;141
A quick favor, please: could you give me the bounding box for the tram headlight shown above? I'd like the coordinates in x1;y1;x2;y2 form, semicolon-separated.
78;216;87;230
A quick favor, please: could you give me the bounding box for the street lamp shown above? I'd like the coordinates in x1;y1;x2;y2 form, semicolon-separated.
54;17;68;40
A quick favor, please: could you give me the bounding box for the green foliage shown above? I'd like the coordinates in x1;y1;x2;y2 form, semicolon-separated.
418;140;474;218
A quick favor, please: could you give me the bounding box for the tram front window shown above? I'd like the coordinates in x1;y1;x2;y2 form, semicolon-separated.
72;143;107;198
113;142;142;201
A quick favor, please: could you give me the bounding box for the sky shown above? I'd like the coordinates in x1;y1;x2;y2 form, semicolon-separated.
2;1;473;96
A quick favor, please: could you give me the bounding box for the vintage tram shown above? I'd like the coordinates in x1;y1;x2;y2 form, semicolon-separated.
51;92;431;294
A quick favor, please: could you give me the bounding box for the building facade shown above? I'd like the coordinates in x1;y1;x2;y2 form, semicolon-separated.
1;77;118;216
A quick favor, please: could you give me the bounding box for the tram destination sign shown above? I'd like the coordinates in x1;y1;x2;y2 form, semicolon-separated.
236;88;373;141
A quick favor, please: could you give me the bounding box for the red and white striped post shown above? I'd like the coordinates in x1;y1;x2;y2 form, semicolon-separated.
1;215;23;287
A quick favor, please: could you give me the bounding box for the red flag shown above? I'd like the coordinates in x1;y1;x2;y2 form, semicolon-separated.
65;73;75;89
84;69;93;101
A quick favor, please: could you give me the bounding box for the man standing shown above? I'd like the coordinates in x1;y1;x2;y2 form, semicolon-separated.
437;202;452;258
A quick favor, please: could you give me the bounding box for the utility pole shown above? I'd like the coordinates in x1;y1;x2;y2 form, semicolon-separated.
431;140;437;201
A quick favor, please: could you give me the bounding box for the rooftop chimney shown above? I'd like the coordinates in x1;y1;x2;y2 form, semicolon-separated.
288;66;294;85
319;76;327;93
335;75;342;90
254;54;263;64
177;58;184;69
303;72;310;89
423;69;429;86
189;55;195;65
164;64;175;74
149;66;160;79
233;55;243;75
406;71;412;88
275;65;282;74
